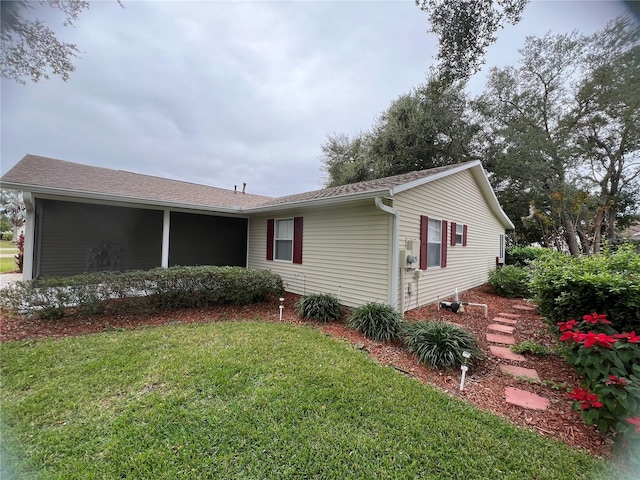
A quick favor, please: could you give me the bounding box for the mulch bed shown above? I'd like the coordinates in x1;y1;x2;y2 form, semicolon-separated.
0;285;613;459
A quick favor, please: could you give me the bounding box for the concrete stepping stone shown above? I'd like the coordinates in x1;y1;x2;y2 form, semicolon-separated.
488;323;515;334
489;345;525;361
497;312;520;319
486;333;515;345
493;316;518;325
505;387;549;410
513;304;536;312
500;365;540;382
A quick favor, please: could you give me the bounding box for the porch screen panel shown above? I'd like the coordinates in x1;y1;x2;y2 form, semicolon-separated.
168;212;247;267
35;199;162;277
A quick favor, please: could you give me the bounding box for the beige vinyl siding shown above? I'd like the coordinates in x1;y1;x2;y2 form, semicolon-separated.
248;200;392;308
394;169;505;310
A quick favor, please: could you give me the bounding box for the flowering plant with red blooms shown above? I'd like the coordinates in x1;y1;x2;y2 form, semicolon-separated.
614;331;640;343
557;319;577;332
582;312;612;325
568;388;603;409
557;312;640;442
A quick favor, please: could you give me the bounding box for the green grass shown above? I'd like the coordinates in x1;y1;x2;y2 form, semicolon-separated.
0;321;620;479
0;239;17;249
0;256;18;273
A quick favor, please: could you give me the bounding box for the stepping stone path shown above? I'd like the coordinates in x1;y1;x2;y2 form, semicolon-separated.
486;306;550;411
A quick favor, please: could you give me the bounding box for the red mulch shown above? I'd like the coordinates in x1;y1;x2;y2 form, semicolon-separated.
0;285;612;459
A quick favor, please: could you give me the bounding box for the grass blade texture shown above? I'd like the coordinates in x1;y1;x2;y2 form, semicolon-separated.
0;321;617;479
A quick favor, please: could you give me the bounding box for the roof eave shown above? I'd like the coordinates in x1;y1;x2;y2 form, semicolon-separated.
2;182;244;215
245;188;392;213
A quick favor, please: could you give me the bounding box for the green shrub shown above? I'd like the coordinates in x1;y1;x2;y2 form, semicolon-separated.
0;266;284;320
511;340;549;356
506;246;557;267
401;321;481;369
347;302;402;342
530;244;640;331
296;293;343;322
487;265;531;298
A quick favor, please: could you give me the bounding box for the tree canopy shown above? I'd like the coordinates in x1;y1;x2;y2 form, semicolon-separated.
416;0;528;83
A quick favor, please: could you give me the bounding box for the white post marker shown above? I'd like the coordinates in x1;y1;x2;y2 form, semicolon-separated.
279;297;285;321
460;351;471;391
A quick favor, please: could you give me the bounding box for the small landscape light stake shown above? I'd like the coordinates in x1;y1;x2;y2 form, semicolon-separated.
459;351;471;391
279;297;285;321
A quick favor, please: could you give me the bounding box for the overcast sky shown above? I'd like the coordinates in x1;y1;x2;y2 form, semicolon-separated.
1;0;633;197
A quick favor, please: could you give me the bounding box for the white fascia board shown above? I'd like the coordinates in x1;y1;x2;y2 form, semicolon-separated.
4;182;244;217
244;188;391;213
389;160;482;195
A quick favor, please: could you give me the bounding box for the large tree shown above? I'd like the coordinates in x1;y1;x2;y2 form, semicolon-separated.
476;16;639;254
321;78;479;187
416;0;528;83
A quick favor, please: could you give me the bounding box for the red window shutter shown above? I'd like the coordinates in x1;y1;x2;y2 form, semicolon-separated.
463;224;468;246
441;220;448;268
266;219;274;260
450;222;457;246
420;215;428;270
293;217;303;264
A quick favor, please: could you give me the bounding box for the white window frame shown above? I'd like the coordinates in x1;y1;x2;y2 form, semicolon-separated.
455;223;464;246
274;218;294;262
427;218;442;268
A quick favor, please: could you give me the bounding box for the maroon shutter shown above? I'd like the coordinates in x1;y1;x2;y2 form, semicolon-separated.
441;220;448;268
293;217;303;264
463;224;468;246
420;215;428;270
266;219;274;260
450;222;457;246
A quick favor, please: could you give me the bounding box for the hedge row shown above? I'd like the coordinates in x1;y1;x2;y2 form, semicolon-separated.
0;266;284;320
530;245;639;332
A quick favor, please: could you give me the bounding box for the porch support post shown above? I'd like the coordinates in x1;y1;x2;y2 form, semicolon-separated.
161;209;170;268
22;192;35;280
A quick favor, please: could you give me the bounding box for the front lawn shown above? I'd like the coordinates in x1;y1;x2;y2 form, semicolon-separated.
0;321;616;479
0;256;17;273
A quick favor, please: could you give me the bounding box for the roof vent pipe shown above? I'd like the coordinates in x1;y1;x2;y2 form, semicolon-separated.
234;185;237;193
243;183;247;194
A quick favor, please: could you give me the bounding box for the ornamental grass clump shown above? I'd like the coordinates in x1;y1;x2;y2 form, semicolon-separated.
558;312;640;455
296;293;344;322
347;302;402;342
401;321;481;370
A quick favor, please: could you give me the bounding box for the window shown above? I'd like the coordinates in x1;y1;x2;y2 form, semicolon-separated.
499;233;505;261
450;222;467;246
266;217;303;264
275;219;293;261
420;216;448;269
427;218;442;268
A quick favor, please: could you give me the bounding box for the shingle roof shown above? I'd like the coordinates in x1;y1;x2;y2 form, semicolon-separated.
1;155;273;210
2;156;504;226
259;163;468;207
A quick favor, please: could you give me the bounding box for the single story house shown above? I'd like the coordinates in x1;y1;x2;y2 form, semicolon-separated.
1;154;514;312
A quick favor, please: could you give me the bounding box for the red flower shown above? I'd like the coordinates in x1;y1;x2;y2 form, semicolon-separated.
614;331;640;343
579;331;617;348
605;375;630;387
559;331;579;343
558;319;577;332
568;388;603;409
582;313;612;325
627;417;640;433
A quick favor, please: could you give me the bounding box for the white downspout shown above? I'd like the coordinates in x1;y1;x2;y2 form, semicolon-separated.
375;196;399;311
